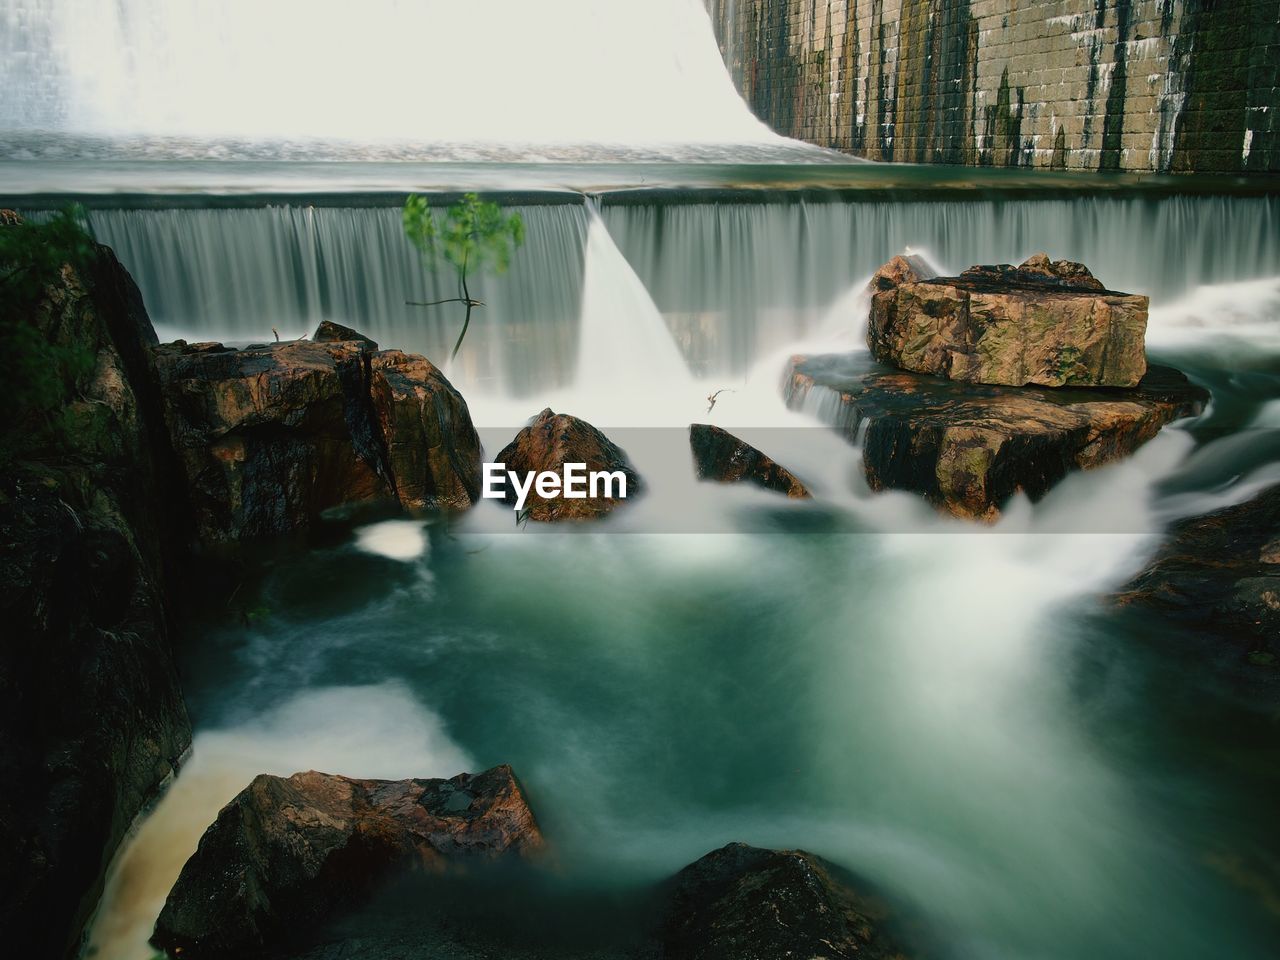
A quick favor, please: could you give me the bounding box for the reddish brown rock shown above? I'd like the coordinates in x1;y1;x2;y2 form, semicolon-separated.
689;424;810;498
153;339;395;541
312;319;379;351
152;330;482;542
495;408;642;521
867;253;1148;388
370;350;483;510
152;765;543;958
786;352;1207;521
663;843;910;960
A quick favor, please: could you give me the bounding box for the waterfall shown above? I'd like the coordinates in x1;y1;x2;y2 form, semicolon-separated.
573;213;697;412
71;192;1280;392
0;0;775;145
86;202;592;396
601;193;1280;373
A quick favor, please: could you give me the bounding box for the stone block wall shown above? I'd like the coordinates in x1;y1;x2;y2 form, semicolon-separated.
704;0;1279;172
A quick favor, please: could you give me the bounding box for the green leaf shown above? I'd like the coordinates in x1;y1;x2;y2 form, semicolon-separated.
401;193;525;357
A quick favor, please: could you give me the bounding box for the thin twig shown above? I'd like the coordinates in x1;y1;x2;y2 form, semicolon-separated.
707;388;735;414
406;297;484;307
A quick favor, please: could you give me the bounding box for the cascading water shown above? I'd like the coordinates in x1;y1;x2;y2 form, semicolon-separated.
1;0;788;154
79;220;1280;960
72;193;1280;389
5;2;1277;957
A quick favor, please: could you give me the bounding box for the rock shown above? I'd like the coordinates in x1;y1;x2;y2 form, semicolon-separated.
1001;252;1105;290
313;320;379;351
494;409;642;521
0;227;191;958
868;252;938;293
370;350;483;510
786;352;1207;521
152;765;543;959
867;252;1148;387
1262;538;1280;565
152;332;482;542
662;843;908;960
688;424;810;498
1115;484;1280;696
153;339;395;541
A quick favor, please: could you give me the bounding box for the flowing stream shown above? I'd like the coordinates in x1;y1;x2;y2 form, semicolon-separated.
63;185;1280;960
4;2;1278;958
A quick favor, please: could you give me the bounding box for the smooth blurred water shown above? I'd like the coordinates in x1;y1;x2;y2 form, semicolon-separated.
11;0;1277;953
79;182;1280;959
1;0;778;147
62;191;1280;393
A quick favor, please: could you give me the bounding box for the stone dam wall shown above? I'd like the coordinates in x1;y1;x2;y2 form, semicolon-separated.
704;0;1279;173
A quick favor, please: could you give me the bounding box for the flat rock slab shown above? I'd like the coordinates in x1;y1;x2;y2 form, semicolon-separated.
868;253;1149;387
1115;484;1280;699
662;843;909;960
786;352;1207;520
688;423;810;498
152;765;543;958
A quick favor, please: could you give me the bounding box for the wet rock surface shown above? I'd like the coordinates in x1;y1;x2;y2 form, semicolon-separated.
786;352;1207;520
153;765;544;958
662;843;910;960
0;228;191;958
370;349;483;511
1116;484;1280;699
688;423;810;498
152;326;482;542
312;319;379;351
495;408;642;521
868;253;1148;388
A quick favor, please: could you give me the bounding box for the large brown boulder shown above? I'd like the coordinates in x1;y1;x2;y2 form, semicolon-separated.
152;765;544;958
662;843;909;960
786;352;1207;521
494;408;642;521
370;350;483;510
152;328;482;542
0;218;191;958
1115;484;1280;701
689;424;810;498
867;253;1148;388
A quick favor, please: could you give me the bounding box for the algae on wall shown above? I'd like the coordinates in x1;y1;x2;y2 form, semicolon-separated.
703;0;1279;173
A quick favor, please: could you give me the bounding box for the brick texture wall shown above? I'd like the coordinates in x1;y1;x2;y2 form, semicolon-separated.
705;0;1279;172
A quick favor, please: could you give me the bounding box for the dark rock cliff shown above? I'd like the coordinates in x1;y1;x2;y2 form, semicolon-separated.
0;223;192;958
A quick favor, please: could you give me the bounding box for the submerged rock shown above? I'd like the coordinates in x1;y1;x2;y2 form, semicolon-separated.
688;423;810;498
786;352;1207;521
152;328;481;542
1115;484;1280;698
495;408;642;521
152;765;544;958
0;222;191;958
662;843;909;960
867;252;1148;387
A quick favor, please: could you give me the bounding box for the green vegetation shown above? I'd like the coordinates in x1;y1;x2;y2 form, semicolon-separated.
0;208;97;465
1054;345;1084;382
402;193;524;360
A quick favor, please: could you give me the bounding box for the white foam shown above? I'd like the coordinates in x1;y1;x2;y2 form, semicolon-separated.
355;519;430;561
